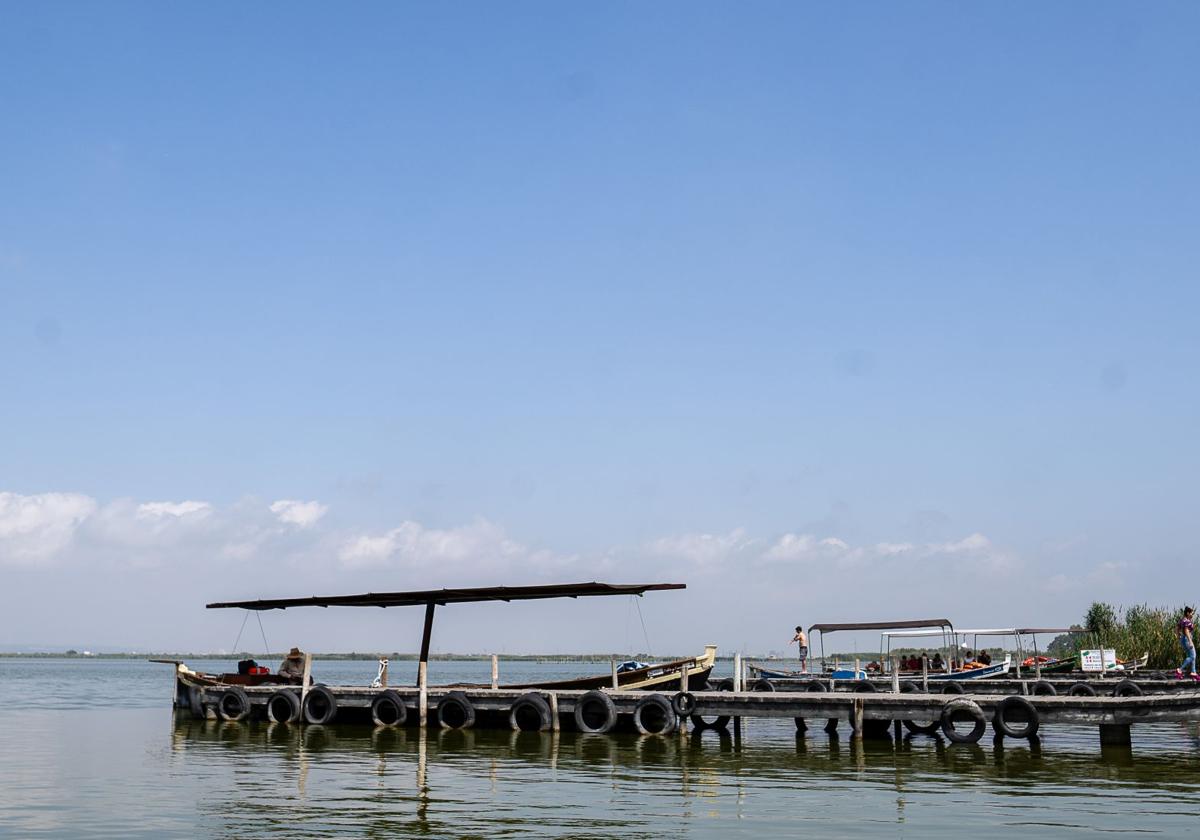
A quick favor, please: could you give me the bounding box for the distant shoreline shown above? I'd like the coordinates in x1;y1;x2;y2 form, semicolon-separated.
0;651;710;662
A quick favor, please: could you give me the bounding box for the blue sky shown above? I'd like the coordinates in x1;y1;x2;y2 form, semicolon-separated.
1;3;1197;654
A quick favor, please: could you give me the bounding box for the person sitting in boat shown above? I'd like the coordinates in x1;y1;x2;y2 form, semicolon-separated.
278;647;306;682
977;649;992;666
931;652;945;671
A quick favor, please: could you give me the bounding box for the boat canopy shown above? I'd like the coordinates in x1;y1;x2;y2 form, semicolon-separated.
880;627;1014;639
1015;628;1082;636
206;581;687;690
207;581;684;611
810;619;953;633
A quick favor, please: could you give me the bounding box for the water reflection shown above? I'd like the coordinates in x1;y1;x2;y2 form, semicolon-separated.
165;713;1200;839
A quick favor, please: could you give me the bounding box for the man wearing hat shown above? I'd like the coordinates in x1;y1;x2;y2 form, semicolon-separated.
278;647;306;682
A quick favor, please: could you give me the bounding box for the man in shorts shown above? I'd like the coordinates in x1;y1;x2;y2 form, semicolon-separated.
791;625;809;674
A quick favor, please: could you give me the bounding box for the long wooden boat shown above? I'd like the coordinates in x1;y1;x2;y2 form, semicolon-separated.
172;644;718;696
748;656;1011;683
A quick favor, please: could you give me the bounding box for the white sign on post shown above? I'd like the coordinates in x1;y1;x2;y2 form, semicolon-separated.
1080;649;1118;672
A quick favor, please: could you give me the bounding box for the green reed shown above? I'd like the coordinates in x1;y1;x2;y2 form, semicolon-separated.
1077;602;1190;670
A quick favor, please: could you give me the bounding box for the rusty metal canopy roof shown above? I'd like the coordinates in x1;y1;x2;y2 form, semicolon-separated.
809;619;954;633
1015;628;1083;636
207;581;685;611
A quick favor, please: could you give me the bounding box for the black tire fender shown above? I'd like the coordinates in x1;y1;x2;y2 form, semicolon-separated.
1112;679;1143;697
575;690;619;734
940;698;986;744
1067;682;1097;697
303;685;338;725
436;691;476;730
751;679;774;692
994;695;1040;739
941;682;964;695
217;687;251;722
266;689;301;724
370;689;408;727
671;691;697;717
633;693;677;736
1031;680;1057;696
509;692;553;732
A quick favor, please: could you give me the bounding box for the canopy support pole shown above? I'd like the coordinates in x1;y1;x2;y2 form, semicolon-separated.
418;602;436;727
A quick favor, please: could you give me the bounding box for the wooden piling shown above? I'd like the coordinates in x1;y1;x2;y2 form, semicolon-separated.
610;659;618;690
891;657;900;693
921;656;928;692
1099;723;1131;746
733;653;742;692
491;655;499;690
418;661;428;728
300;653;313;708
548;692;560;732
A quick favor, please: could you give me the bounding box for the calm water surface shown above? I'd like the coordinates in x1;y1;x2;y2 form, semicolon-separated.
2;659;1199;838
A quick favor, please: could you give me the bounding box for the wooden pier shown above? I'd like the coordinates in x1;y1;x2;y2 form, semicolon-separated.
174;668;1200;749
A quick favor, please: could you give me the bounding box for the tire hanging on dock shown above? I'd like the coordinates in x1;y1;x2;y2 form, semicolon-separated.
940;698;987;744
217;687;251;722
1112;679;1143;697
633;694;677;736
509;692;553;732
671;692;698;717
370;690;408;727
1031;680;1057;696
751;679;775;692
574;690;619;734
993;695;1040;739
303;685;339;725
267;689;301;724
436;691;476;730
940;682;964;695
1067;682;1097;697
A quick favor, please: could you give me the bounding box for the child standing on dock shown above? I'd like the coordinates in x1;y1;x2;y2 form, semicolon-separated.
791;626;808;674
1177;607;1198;680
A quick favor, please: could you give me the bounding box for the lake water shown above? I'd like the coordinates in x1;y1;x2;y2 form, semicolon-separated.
2;658;1200;838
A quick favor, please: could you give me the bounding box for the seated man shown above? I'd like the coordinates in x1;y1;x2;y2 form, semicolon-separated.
978;649;992;666
931;653;945;671
278;647;306;682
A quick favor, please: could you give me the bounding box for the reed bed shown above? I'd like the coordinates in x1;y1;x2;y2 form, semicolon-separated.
1075;602;1191;670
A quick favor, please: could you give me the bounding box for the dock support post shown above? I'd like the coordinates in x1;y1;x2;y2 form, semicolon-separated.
418;602;436;727
854;658;860;679
1099;724;1131;747
851;698;863;739
491;655;499;690
610;659;618;690
921;656;928;692
733;653;742;692
548;692;560;732
300;653;313;709
891;658;900;693
680;661;690;693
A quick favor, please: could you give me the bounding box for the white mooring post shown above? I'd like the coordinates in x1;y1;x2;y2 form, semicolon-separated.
733;653;742;692
300;653;313;708
418;661;428;727
491;655;499;690
611;658;619;690
891;657;900;693
854;658;860;679
921;655;928;692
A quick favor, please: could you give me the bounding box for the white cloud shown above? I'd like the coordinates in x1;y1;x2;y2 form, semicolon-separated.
338;519;528;570
270;500;328;528
0;492;97;564
646;528;756;566
136;500;212;519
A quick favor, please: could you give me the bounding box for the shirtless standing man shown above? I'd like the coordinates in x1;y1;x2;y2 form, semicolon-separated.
791;626;809;674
